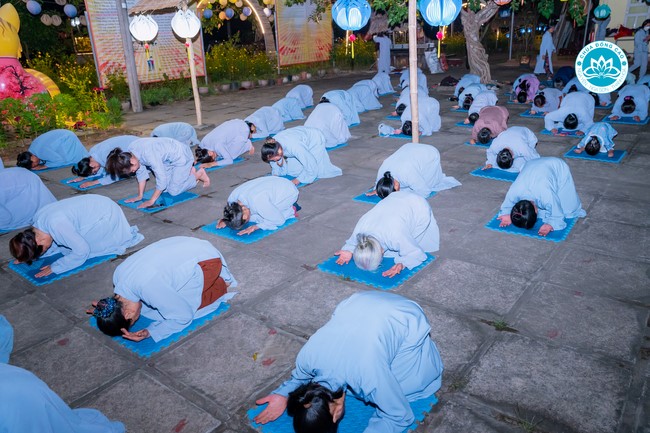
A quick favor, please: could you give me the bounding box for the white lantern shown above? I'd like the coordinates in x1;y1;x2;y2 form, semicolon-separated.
129;14;159;42
263;7;271;16
235;0;243;7
51;15;62;26
171;9;201;39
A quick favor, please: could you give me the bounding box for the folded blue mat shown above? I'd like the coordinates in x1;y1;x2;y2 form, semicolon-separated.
450;107;468;112
251;135;275;143
118;190;199;214
603;116;650;125
379;91;397;95
197;156;245;173
563;146;626;163
384;133;412;139
349;122;360;128
540;128;583;137
326;142;348;152
485;214;577;242
89;302;231;358
60;175;127;191
9;253;116;286
318;254;435;290
33;163;75;173
248;392;438;433
463;140;491;148
455;121;473;128
595;103;614;110
470;167;518;182
353;190;436;205
0;230;9;235
519;109;545;118
201;218;297;244
385;115;400;120
506;100;528;105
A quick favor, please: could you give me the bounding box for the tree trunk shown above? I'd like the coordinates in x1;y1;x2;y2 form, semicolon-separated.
460;1;499;83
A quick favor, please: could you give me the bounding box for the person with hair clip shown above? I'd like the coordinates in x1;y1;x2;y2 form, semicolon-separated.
544;91;595;135
150;122;199;146
574;122;618;158
608;83;650;122
530;88;562;115
254;291;443;433
106;137;210;209
367;142;460;199
90;236;236;342
483;126;540;172
68;135;139;189
9;195;143;278
464;89;497;124
334;190;438;278
510;73;540;104
245;106;285;140
497;157;586;237
216;176;299;235
260;126;342;185
304;99;351;148
0;167;57;232
16;129;88;171
195;119;255;169
629;19;650;79
470;105;509;145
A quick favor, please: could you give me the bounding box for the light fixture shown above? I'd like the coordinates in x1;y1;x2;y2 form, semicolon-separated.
332;0;371;31
171;9;201;39
418;0;462;27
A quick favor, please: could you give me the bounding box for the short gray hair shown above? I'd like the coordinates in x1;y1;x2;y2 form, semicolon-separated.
353;234;383;271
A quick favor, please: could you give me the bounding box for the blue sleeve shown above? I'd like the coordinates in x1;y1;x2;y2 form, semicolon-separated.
141;285;196;342
363;369;415;433
46;219;92;274
291;146;319;184
251;196;287;231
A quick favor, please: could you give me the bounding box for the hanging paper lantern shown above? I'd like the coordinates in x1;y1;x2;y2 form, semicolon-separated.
52;15;62;25
239;13;246;20
171;9;201;39
55;0;67;5
242;6;252;16
224;7;235;19
494;0;512;5
219;11;227;19
40;14;51;25
593;4;611;20
263;0;271;4
235;1;243;7
219;0;228;5
263;7;271;16
26;0;41;15
418;0;462;27
332;0;371;31
130;15;159;42
63;4;77;17
203;9;213;19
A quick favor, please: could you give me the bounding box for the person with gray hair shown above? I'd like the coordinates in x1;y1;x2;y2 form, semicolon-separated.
334;191;439;277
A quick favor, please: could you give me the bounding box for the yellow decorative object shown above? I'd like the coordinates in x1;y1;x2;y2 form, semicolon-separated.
0;3;21;58
24;69;61;97
219;0;228;6
219;11;227;19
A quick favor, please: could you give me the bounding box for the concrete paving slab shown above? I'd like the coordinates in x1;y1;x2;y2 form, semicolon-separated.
306;198;375;232
0;267;30;303
570;219;649;259
588;197;650;227
423;396;521;433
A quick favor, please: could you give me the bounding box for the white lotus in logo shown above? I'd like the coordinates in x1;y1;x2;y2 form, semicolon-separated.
582;55;621;79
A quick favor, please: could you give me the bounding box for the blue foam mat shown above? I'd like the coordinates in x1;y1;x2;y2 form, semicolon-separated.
603;116;650;125
326;142;348;152
60;175;126;191
563;146;626;163
353;190;436;205
540;128;583;137
349;122;360;128
463;140;491;148
595;103;614;110
198;156;245;173
519;109;545;118
248;392;438;433
454;121;473;128
318;254;436;290
485;214;577;242
385;115;400;120
89;302;231;358
118;190;199;213
201;218;297;244
470;167;518;182
33;163;75;173
384;133;412;139
270;174;308;188
507;100;528;105
450;107;468;113
9;253;116;286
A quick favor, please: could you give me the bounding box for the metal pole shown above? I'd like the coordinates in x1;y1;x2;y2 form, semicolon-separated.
407;0;419;143
115;0;142;112
582;0;592;48
508;9;514;61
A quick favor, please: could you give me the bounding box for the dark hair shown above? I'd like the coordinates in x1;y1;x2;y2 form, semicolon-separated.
567;84;578;93
261;138;281;163
287;383;344;433
468;112;479;123
72;157;93;177
195;146;214;164
554;78;564;89
563;113;579;130
462;95;473;110
517;90;527;104
585;136;601;155
245;121;255;134
9;229;43;265
93;297;130;337
511;200;537;229
105;147;134;180
320;97;330;103
457;86;465;95
477;127;492;144
533;94;546;108
223;202;246;229
589;92;600;106
621;97;635;114
401;120;413;136
16;152;34;169
395;103;406;116
376;171;395;199
496;148;514;169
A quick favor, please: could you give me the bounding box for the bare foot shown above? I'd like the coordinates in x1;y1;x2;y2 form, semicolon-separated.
609;115;620;121
574;147;584;154
196;168;211;188
607;150;614;158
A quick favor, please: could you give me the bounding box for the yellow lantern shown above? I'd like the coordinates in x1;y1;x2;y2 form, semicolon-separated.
219;0;228;5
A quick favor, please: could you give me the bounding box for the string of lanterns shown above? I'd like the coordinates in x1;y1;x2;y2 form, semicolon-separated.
25;0;84;27
199;0;275;23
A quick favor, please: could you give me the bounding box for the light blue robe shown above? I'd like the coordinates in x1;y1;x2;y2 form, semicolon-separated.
611;84;650;119
637;74;650;86
150;122;199;146
486;126;540;173
593;15;611;42
269;126;342;184
537;30;556;73
274;291;443;433
29;129;89;168
348;83;382;111
228;176;298;230
396;86;429;111
342;191;439;269
304;103;351;148
630;27;649;77
355;79;379;96
373;35;392;73
372;72;394;94
576;122;617;152
562;79;612;105
200;119;253;166
245;106;285;139
499;157;586;231
34;195;143;274
128;137;196;195
532;88;562;113
286;84;313;109
459;83;488;106
454;74;480;97
375;143;460;196
0;167;57;231
87;135;139;186
399;68;427;91
113;236;237;342
400;96;441;136
272;97;305;122
0;157;3;169
468;90;497;116
544;91;595;132
322;90;361;126
0;315;12;364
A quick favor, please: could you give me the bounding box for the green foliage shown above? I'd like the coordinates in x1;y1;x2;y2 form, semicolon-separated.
105;68;130;102
25;53;57;82
371;0;407;27
442;34;466;56
206;35;275;81
332;38;376;69
141;87;175;106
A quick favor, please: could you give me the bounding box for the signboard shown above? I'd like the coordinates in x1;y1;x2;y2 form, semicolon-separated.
275;1;332;66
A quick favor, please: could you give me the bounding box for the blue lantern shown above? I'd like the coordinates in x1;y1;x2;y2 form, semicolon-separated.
26;0;41;15
203;9;213;19
593;4;611;20
224;7;235;19
64;4;78;18
332;0;371;31
242;6;252;16
418;0;462;27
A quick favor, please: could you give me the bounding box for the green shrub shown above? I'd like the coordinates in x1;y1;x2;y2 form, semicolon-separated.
26;53;57;83
332;38;376;69
442;34;466;56
141;87;175;106
105;68;130;102
206;35;275;82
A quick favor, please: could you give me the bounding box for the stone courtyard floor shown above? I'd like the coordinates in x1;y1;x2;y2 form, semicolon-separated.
1;63;648;433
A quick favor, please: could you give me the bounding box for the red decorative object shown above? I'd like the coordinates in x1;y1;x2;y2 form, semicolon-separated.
436;31;444;40
349;33;356;42
614;25;633;40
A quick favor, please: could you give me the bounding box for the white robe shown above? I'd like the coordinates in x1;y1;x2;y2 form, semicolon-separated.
459;83;488;106
272;97;305;122
454;74;480;97
286;84;313;109
486;126;540;173
544;91;595;132
373;35;392;73
400;96;441;136
228;176;299;230
535;30;556;74
531;88;562;113
348;83;382;111
0;168;57;231
150;122;199;146
342;191;439;269
610;84;650;119
468;90;498;116
375;143;460;195
576;122;617;152
245;106;285;139
322;90;361;126
396;86;429;111
200;119;253;166
304;103;351;148
372;72;395;94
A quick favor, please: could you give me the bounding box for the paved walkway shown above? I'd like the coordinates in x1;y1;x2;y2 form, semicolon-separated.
1;65;648;433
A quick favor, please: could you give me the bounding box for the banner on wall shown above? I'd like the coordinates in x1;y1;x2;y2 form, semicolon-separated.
275;2;332;66
84;0;207;87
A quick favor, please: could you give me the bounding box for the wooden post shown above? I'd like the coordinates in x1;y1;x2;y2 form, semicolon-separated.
115;0;142;112
407;0;419;143
181;1;203;126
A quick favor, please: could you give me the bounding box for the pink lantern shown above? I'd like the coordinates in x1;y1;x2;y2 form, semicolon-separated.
436;31;443;40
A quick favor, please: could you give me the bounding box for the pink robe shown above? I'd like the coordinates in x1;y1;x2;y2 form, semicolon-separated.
471;106;509;141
